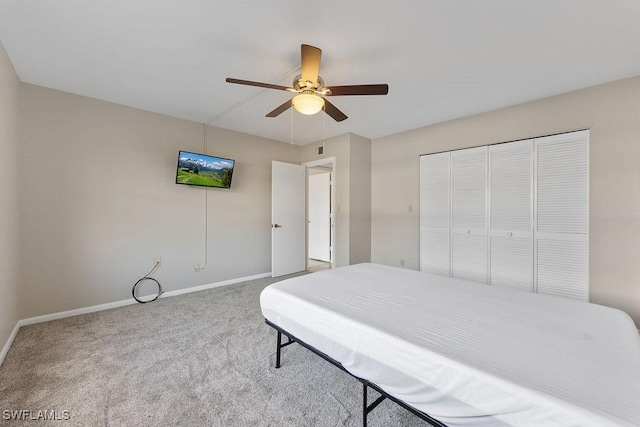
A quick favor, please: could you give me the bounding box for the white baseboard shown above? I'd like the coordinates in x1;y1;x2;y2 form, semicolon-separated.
1;272;271;366
161;272;271;298
19;298;138;327
0;322;20;367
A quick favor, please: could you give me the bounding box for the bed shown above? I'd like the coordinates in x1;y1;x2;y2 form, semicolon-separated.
260;263;640;426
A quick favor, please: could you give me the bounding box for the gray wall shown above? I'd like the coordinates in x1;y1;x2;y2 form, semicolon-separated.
348;134;372;265
301;133;372;267
0;41;19;349
371;75;640;326
18;84;300;319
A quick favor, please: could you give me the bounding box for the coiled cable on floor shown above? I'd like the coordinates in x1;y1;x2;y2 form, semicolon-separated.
132;262;163;304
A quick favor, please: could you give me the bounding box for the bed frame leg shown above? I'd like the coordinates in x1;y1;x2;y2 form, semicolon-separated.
362;382;368;427
362;381;387;427
275;331;295;369
276;331;282;369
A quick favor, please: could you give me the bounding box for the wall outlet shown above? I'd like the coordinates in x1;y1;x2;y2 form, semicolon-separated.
194;264;201;272
154;256;161;266
400;259;405;267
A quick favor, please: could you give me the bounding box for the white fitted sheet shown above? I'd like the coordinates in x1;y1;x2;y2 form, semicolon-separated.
260;263;640;427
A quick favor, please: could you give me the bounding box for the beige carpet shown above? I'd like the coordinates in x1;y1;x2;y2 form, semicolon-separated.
0;273;432;426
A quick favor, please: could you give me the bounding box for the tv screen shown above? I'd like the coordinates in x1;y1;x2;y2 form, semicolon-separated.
176;151;235;189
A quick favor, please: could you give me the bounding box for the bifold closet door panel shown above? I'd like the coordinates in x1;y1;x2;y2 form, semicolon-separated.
451;147;486;231
452;233;486;282
420;230;450;276
536;132;589;235
451;147;487;282
537;239;589;300
419;153;450;275
489;140;533;291
490;236;532;290
535;130;589;300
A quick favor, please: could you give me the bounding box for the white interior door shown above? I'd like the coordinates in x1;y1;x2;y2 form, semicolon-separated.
308;172;331;262
272;161;306;277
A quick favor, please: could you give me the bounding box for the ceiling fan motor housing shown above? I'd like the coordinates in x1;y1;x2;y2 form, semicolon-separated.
292;75;330;95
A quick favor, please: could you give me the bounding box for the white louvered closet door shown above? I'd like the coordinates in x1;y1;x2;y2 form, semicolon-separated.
535;130;589;300
489;140;533;291
451;147;487;283
419;153;450;276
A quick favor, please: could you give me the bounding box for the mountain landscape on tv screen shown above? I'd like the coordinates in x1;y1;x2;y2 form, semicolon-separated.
177;155;233;188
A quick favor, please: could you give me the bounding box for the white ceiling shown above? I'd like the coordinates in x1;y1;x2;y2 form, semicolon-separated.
1;1;639;145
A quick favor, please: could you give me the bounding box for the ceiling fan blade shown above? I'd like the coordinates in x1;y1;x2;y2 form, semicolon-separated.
325;84;389;96
323;99;348;122
301;44;322;86
266;99;293;118
226;77;291;91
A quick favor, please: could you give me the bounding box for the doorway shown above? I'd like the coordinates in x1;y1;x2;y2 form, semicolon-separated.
304;157;335;272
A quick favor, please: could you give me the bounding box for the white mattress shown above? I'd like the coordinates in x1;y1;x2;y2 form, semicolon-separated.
260;263;640;427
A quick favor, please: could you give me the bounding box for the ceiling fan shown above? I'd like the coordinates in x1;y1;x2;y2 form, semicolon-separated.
226;44;389;122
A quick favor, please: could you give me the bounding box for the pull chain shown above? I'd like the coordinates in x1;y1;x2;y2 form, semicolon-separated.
290;105;294;145
323;101;326;146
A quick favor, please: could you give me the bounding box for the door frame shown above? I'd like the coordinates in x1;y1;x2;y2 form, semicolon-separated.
303;156;336;268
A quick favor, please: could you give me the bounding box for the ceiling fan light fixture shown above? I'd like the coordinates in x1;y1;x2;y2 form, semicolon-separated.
292;93;324;115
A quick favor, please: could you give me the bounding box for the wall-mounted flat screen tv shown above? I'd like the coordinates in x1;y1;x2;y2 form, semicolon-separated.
176;151;235;189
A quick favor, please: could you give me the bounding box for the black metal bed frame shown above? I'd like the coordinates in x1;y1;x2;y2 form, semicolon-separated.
266;319;448;427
